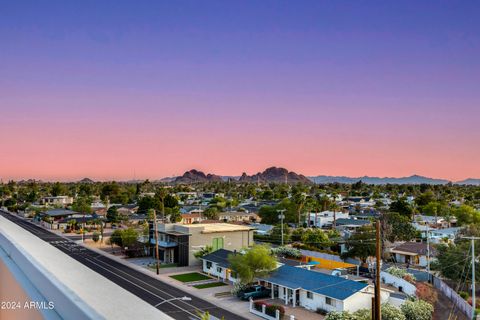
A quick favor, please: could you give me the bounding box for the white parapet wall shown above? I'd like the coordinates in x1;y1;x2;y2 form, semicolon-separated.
0;215;172;320
380;271;416;296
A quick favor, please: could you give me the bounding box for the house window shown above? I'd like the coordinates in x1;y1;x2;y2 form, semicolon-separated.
217;267;222;273
326;297;336;306
206;261;212;269
230;271;237;279
306;291;313;299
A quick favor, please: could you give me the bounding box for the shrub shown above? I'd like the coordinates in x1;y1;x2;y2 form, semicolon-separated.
92;231;100;243
400;300;434;320
415;282;438;305
382;303;405;320
459;291;469;299
271;246;302;259
231;282;248;296
325;311;355;320
385;267;416;282
253;301;265;312
270;304;285;315
353;308;371;320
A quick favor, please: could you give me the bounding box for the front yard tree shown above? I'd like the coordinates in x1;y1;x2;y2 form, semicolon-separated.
121;228;139;249
228;245;277;284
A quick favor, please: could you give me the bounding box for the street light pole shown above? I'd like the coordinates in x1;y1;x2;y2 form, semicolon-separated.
426;227;430;279
463;236;480;320
277;209;286;246
153;209;160;275
375;220;381;320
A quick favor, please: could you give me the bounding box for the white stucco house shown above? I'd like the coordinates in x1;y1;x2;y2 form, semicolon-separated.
201;249;239;283
257;265;372;313
306;211;350;228
390;242;436;267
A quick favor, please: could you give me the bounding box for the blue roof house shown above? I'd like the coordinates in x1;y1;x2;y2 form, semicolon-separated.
257;265;372;313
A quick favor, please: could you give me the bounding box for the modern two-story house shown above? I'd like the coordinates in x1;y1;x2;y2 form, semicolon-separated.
149;223;254;267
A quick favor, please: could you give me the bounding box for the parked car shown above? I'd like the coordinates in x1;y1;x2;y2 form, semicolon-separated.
238;285;271;300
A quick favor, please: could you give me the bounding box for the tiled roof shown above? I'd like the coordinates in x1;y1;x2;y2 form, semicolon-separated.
258;265;368;300
201;249;235;268
335;218;371;226
391;242;436;255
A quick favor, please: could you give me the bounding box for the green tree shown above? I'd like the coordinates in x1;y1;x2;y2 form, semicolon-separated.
110;229;123;247
382;212;417;242
51;182;67;196
301;228;332;250
453;205;480;225
121;228;139;248
389;198;414;218
431;241;480;282
342;226;376;262
72;197;92;214
228;245;277;284
203;206;219;220
107;206;120;223
270;224;291;244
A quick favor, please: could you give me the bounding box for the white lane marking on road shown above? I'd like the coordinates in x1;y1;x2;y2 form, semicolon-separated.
82;257;201;319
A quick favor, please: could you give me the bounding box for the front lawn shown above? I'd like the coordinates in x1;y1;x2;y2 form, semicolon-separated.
170;272;211;282
193;282;228;289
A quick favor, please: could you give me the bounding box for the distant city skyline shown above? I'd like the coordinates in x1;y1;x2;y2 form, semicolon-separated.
1;1;479;181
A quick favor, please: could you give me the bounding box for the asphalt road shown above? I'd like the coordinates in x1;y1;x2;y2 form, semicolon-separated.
0;210;246;320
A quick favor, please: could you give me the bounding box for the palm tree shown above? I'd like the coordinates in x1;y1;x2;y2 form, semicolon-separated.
329;193;340;230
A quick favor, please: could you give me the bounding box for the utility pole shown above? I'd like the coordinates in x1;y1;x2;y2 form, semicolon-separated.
277;209;286;246
153;209;160;275
426;227;430;280
375;220;381;320
463;236;479;320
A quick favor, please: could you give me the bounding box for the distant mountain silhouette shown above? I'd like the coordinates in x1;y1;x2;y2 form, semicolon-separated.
174;169;223;184
239;167;312;184
455;178;480;185
78;178;95;184
308;174;450;185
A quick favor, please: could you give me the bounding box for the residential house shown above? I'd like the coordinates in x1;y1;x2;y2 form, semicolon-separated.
201;249;315;284
201;249;240;283
429;227;462;244
114;204;138;217
390;242;436;267
180;213;203;224
306;211;349;228
258;265;372;312
250;223;274;235
335;218;371;230
414;215;446;228
38;209;87;229
149;223;254;267
218;211;259;223
41;196;74;206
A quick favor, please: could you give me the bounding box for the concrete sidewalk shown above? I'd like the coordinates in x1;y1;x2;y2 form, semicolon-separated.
81;244;257;320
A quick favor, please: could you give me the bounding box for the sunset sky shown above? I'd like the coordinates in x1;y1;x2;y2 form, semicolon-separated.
1;1;479;181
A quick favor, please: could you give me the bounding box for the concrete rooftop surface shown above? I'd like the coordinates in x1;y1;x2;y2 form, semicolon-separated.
0;215;172;320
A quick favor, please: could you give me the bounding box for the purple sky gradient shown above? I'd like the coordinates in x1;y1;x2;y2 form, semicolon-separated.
1;1;479;181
